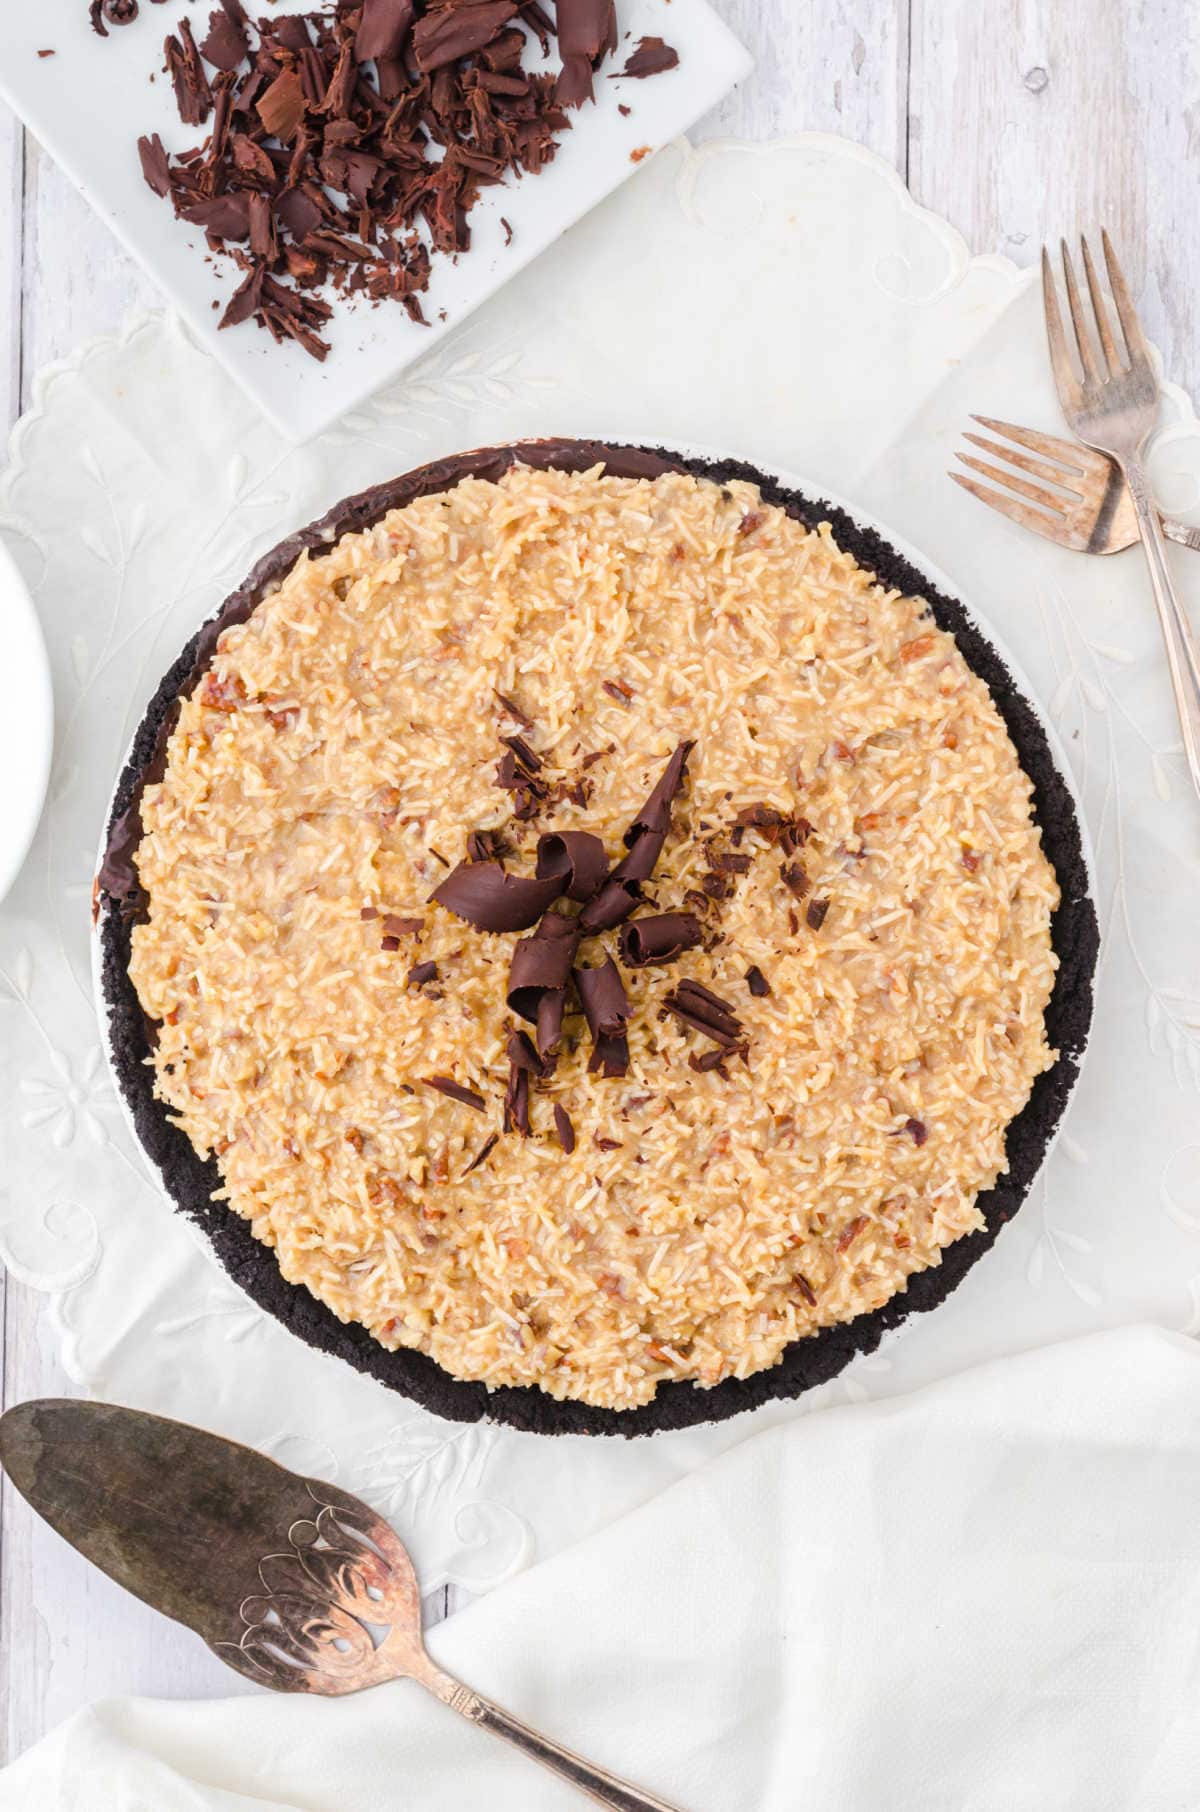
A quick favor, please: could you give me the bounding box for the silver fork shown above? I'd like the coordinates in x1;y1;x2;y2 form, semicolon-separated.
1042;231;1200;799
950;416;1200;556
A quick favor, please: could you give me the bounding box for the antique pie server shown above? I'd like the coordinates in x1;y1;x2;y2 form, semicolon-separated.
0;1400;685;1812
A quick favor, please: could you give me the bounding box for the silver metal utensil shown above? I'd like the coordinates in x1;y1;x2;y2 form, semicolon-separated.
0;1399;685;1812
950;414;1200;556
1041;231;1200;800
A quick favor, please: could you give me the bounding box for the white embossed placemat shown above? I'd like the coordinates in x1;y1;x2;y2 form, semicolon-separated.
3;133;1200;1593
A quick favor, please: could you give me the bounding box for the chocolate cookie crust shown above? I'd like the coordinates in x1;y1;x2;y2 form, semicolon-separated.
98;439;1098;1437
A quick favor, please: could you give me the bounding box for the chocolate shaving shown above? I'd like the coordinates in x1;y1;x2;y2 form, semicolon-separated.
494;688;533;729
463;1131;498;1174
553;1104;576;1153
425;1074;486;1112
555;0;617;107
664;978;744;1050
466;826;511;863
133;0;675;362
356;0;415;61
614;36;679;79
165;20;213;126
535;830;608;903
745;965;771;997
413;0;518;72
382;914;423;937
618;912;702;968
199;5;248;71
806;897;830;931
137;133;172;198
432;859;564;933
781;862;810;900
406;960;439;987
580;740;693;928
497;734;550;821
903;1117;928;1146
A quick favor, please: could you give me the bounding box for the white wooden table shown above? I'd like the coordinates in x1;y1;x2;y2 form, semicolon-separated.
1;0;1197;1769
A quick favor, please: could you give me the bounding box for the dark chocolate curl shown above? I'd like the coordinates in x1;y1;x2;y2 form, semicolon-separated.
432;860;564;932
503;1028;542;1135
624;741;695;848
536;988;566;1059
507;912;580;1022
664;979;744;1049
588;1032;630;1078
576;875;641;934
597;740;695;901
536;830;609;903
618;912;703;968
574;957;629;1038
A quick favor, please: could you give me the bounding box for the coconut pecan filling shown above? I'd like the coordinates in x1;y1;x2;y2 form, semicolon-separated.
127;466;1060;1409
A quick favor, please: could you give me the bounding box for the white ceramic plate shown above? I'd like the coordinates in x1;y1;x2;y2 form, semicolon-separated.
1;2;751;442
0;538;53;906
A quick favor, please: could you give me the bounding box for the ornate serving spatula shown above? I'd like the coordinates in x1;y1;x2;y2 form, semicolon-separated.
0;1399;684;1812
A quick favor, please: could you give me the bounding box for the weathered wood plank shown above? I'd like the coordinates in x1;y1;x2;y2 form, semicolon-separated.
910;0;1199;396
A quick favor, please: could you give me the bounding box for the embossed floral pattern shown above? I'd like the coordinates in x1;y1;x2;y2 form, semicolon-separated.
1;138;1198;1587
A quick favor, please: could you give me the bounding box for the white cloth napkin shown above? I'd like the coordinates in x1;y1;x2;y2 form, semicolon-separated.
6;1325;1200;1811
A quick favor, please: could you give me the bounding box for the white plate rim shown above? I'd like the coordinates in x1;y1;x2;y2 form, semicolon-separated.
0;535;54;905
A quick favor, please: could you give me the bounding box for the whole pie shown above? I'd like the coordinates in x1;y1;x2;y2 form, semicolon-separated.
98;441;1097;1433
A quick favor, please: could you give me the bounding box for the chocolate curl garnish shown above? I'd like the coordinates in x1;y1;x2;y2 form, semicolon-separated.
578;742;695;933
618;912;703;968
536;830;609;903
507;910;580;1038
555;0;617;106
432;860;564;933
623;740;695;852
663;979;744;1050
577;875;642;935
575;956;631;1078
503;1028;543;1136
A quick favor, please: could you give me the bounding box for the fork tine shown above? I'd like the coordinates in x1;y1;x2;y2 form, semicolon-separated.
971;415;1090;474
1080;235;1121;375
954;450;1068;515
1041;246;1084;409
948;470;1072;542
962;431;1084;495
1060;238;1100;383
1101;227;1150;365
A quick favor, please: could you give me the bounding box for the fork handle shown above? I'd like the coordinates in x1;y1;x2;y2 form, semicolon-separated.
1123;458;1200;799
422;1670;687;1811
1163;516;1200;554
